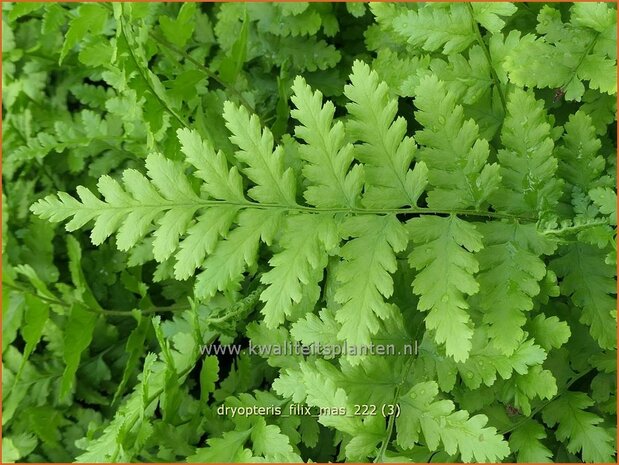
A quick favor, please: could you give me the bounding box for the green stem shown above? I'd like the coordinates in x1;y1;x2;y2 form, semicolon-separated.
99;2;254;112
375;355;416;463
467;3;507;114
561;33;600;92
148;32;255;112
541;220;610;237
119;17;188;128
3;280;189;316
4;281;66;306
50;196;538;222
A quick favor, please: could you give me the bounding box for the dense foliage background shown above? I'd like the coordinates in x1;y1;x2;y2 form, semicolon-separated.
2;2;617;463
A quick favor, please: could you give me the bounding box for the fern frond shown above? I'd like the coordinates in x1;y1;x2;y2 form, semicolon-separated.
76;317;200;462
501;365;557;416
344;60;428;208
274;359;389;461
390;3;515;54
491;89;562;216
259;214;338;328
188;429;255;462
542;391;616;463
469;3;517;33
334;214;408;346
170;129;249;279
195;209;281;299
13;4;619;463
266;36;341;72
413;75;501;210
250;417;302;462
407;215;483;362
418;328;549;395
551;244;617;349
589;187;617;226
143;154;203;261
189;414;301;462
291;76;363;208
12;110;112;167
178;128;246;202
474;222;557;355
429;45;492;105
455;331;548;390
527;314;571;352
366;3;415;55
251;3;320;37
509;421;553;462
556;111;605;193
31;152;200;260
223;101;297;206
371;49;431;98
392;4;475;55
174;207;239;281
274;360;360;436
504;3;616;101
396;381;510;462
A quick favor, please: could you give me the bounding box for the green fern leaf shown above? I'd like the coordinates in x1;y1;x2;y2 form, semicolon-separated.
396;381;510;462
275;360;359;436
12;5;619;463
589;187;617;225
504;4;616;101
250;417;302;462
392;4;475;55
551;244;617;349
32;152;202;258
371;49;431;98
469;3;517;33
556;111;605;192
174;206;239;281
407;215;483;362
59;4;108;64
501;365;557;416
177;128;246;202
456;331;548;390
291;76;363;208
335;214;408;346
251;3;320;37
267;36;341;72
527;314;571;352
223;101;297;206
344;60;428;208
429;45;492;105
474;222;556;354
509;421;553;463
416;329;548;393
158;3;196;48
491;89;562;216
188;429;254;462
414;75;501;210
542;391;615;463
194;209;281;298
259;214;338;328
61;303;98;397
